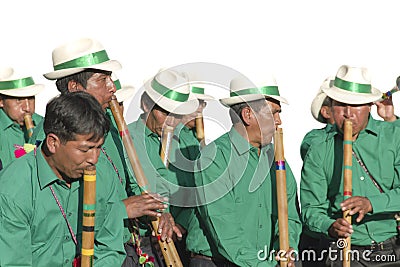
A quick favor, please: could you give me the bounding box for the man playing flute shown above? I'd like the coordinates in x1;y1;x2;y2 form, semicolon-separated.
0;67;44;170
0;92;127;266
300;65;400;266
126;68;198;266
194;76;301;266
29;38;170;266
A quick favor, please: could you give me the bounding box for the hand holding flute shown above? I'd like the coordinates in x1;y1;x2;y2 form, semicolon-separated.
109;95;183;266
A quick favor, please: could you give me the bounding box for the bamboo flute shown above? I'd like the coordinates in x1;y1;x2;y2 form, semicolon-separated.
108;95;183;267
81;166;96;267
195;112;205;147
160;125;174;168
274;127;289;267
342;119;353;267
24;114;34;138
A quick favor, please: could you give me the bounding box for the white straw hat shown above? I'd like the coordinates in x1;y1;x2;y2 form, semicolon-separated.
191;86;214;101
311;76;334;123
44;38;122;80
112;74;135;103
220;77;265;107
257;74;288;104
144;69;199;115
0;67;44;97
322;65;382;105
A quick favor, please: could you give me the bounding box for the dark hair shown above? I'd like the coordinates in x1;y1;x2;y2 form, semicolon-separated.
55;69;111;94
322;96;332;107
229;98;266;124
44;91;110;143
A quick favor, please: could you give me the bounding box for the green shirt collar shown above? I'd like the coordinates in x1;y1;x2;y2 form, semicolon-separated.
0;109;15;130
138;114;160;139
36;144;62;190
228;127;268;156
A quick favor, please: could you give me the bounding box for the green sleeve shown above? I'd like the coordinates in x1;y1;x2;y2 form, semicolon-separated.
0;194;33;266
300;144;335;237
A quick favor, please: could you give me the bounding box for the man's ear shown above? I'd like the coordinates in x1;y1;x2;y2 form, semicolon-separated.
320;106;331;120
67;80;80;92
241;106;252;126
0;98;3;108
46;133;61;154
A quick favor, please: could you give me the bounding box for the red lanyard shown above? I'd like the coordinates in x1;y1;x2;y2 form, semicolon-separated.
49;185;78;245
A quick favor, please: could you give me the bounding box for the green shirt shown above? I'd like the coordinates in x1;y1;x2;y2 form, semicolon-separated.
168;123;212;255
0;109;42;169
0;146;126;266
28;115;131;242
300;117;400;245
195;127;301;267
127;116;176;235
300;123;333;161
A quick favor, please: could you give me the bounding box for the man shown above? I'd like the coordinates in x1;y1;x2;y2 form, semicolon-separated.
126;69;198;266
194;77;301;267
30;38;169;265
0;67;44;170
300;65;400;266
301;77;398;161
0;92;127;266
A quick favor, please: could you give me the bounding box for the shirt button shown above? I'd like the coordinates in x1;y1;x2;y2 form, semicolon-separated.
65;236;70;241
259;225;263;228
258;204;262;207
65;259;70;264
360;176;365;181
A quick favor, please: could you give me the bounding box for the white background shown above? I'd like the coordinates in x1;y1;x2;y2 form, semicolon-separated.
2;0;400;183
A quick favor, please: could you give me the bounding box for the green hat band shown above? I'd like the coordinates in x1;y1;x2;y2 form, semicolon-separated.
54;50;110;71
334;76;371;93
0;77;35;90
192;86;204;94
259;86;280;96
151;79;189;102
114;79;122;90
230;87;262;97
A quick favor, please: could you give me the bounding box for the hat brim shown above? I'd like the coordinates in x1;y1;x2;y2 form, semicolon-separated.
265;94;289;105
0;84;45;97
144;80;199;115
219;94;266;107
323;86;382;105
115;86;136;103
193;93;215;101
311;92;328;123
43;60;122;80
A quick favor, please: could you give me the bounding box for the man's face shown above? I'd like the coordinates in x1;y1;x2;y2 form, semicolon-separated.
267;100;282;129
81;73;116;110
251;101;276;146
331;100;371;138
182;100;207;129
147;106;182;136
0;96;35;126
50;133;104;179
